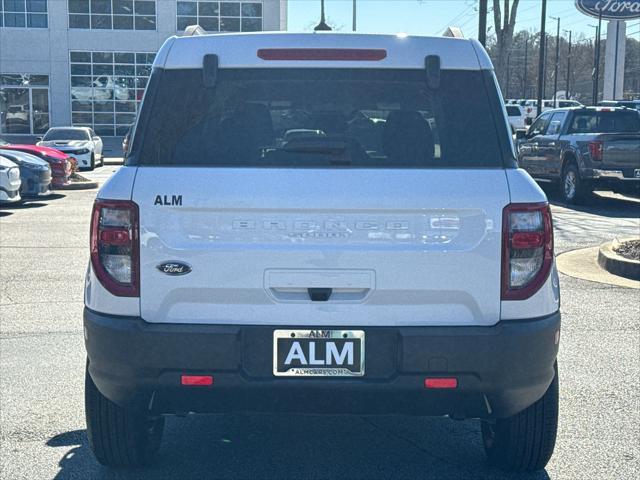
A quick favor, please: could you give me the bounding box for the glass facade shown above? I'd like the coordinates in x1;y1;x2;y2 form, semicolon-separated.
0;74;50;134
0;0;48;28
176;1;262;32
68;0;156;30
69;51;154;136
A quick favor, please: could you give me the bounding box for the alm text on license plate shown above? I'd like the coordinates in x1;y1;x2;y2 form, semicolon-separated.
273;329;365;377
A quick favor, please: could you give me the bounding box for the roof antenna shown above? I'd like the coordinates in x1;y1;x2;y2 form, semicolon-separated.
314;0;332;31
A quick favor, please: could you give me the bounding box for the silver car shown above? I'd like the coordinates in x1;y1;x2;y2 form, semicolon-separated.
0;155;22;204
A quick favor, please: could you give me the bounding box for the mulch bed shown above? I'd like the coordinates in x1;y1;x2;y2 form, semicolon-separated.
614;240;640;262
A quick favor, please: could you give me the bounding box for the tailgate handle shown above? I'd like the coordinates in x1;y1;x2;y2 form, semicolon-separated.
308;288;332;302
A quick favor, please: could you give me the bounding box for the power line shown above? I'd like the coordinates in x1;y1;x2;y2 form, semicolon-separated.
433;1;475;35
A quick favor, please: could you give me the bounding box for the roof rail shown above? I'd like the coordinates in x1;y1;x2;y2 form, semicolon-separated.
182;24;207;36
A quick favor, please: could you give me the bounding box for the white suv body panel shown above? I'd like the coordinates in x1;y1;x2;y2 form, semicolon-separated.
86;34;558;328
133;168;510;327
85;265;140;316
155;33;493;71
84;166;140;316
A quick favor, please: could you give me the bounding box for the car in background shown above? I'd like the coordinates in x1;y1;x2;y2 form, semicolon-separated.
516;106;640;203
523;99;583;124
37;127;103;170
0;149;51;197
598;100;640;111
0;139;74;188
505;104;526;133
0;156;22;204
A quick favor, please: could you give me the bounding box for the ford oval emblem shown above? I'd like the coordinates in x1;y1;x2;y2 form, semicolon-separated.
157;262;192;276
575;0;640;20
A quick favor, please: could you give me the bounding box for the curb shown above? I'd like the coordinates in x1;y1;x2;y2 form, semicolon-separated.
54;181;99;191
598;239;640;281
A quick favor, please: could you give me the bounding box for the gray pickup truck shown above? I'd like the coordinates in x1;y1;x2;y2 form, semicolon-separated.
516;107;640;203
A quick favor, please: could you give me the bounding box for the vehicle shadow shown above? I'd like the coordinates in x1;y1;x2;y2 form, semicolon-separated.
3;201;48;210
544;186;640;219
48;416;550;480
0;210;13;217
44;193;67;201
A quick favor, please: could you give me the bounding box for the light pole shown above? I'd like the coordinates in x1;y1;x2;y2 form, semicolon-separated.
564;29;572;100
314;0;331;31
589;19;603;104
352;0;356;31
536;0;548;118
550;16;560;107
506;52;511;98
594;9;603;104
523;36;529;99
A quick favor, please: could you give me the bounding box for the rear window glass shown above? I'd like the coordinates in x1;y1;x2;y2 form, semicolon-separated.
134;68;506;168
568;111;640;134
506;106;521;116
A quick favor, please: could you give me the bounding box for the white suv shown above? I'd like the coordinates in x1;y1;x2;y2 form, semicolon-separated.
84;33;561;473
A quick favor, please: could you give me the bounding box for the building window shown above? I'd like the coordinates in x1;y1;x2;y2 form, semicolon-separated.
176;1;262;32
69;51;155;136
68;0;156;30
0;74;50;134
1;0;48;28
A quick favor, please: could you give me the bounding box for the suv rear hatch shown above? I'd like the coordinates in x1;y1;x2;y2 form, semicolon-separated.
129;66;514;327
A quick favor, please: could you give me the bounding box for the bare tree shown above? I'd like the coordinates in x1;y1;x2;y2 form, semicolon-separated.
493;0;521;87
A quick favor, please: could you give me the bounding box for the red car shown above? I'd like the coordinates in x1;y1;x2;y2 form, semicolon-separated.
0;139;75;188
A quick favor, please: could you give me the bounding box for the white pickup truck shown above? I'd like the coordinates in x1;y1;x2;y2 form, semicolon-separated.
84;32;561;473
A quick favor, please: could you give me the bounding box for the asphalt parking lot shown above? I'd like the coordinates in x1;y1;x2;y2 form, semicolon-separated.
1;164;639;480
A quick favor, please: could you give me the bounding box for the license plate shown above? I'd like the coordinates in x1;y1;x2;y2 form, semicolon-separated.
273;329;365;377
634;169;640;179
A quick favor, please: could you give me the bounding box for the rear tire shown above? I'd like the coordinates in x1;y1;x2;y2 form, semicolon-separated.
561;162;591;204
90;153;96;171
481;364;559;473
85;362;164;467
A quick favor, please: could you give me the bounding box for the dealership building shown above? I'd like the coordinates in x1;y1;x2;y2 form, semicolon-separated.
0;0;287;140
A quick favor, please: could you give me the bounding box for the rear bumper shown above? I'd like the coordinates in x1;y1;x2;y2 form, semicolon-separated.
20;171;51;197
84;308;560;419
588;170;640;195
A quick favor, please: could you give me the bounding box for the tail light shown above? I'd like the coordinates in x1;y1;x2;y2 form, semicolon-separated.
588;141;603;161
502;203;553;301
90;200;139;296
49;160;64;173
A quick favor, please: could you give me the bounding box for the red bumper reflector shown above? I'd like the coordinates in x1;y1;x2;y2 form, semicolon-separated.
424;378;458;389
181;375;214;386
257;48;387;61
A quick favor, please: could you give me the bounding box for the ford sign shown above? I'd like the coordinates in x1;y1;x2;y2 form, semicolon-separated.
575;0;640;19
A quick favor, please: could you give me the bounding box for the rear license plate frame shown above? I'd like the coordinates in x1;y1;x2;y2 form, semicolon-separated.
273;329;365;377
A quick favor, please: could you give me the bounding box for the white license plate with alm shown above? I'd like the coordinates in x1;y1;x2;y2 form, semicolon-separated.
634;169;640;179
273;329;365;377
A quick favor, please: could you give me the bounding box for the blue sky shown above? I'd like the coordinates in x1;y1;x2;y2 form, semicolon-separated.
287;0;640;41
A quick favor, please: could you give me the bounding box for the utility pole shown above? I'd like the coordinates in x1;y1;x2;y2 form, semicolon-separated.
478;0;488;47
314;0;331;31
523;37;529;99
352;0;356;32
550;16;560;107
536;0;547;118
564;30;572;100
